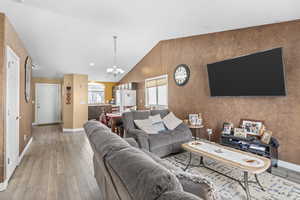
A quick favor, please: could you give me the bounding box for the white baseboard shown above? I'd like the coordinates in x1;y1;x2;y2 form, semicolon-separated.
63;128;84;132
278;160;300;173
0;180;8;192
18;137;33;165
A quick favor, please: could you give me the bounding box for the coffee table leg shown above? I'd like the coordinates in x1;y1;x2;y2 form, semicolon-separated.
184;152;192;171
254;174;265;191
244;172;251;200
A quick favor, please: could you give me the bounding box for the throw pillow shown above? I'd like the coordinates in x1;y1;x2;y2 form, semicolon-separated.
149;114;163;124
152;121;166;132
150;114;166;132
134;118;158;134
162;112;182;130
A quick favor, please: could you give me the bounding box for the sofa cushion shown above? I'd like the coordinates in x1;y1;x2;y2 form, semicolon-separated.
148;131;175;149
151;109;170;118
84;121;130;158
163;112;182;130
132;110;150;120
141;150;218;200
106;147;183;200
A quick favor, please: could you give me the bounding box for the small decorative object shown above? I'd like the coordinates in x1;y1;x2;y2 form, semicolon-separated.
174;64;190;86
207;128;213;141
261;130;272;144
25;56;32;103
198;113;203;125
234;128;247;138
240;119;264;136
222;122;234;134
189;114;198;125
189;114;200;126
191;141;202;146
66;86;72;104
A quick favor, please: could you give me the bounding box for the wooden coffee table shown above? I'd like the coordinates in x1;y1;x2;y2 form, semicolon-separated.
181;140;271;200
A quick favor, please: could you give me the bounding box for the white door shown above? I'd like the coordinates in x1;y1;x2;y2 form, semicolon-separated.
6;46;20;181
36;84;61;124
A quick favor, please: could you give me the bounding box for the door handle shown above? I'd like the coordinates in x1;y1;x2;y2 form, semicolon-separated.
16;116;21;120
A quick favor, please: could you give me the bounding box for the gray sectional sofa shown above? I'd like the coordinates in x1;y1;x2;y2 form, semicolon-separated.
84;121;218;200
122;109;193;157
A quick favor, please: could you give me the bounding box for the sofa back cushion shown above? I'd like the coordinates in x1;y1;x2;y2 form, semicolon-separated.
150;109;169;118
106;147;183;200
84;121;130;158
123;110;151;130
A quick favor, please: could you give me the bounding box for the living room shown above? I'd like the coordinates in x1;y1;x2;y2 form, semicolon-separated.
0;0;300;200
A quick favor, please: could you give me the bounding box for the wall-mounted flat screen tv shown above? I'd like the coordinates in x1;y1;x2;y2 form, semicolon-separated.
207;48;286;96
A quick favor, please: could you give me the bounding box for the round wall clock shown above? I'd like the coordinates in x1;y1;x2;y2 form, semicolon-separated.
25;56;32;103
174;64;190;86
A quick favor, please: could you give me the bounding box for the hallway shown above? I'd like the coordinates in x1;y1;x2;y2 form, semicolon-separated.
0;125;101;200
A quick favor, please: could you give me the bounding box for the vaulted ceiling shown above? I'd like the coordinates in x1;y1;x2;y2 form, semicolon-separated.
1;0;300;81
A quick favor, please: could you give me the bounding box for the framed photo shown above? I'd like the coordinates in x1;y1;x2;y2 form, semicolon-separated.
189;114;199;125
240;119;264;136
261;130;272;144
234;128;247;138
222;122;234;134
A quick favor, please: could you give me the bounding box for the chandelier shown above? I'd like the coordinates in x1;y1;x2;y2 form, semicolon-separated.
106;36;125;76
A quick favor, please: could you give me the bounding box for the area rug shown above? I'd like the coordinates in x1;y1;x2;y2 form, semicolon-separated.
164;152;300;200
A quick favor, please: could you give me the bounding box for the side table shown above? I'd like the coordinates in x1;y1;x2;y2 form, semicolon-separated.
188;124;204;140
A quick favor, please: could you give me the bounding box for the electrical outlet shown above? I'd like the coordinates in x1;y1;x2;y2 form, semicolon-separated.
24;134;27;141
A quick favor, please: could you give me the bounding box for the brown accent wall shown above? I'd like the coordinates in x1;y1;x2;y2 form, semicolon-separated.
31;77;63;123
120;20;300;165
0;13;33;182
63;74;88;129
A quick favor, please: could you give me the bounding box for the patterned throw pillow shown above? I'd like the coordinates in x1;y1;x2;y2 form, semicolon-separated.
150;114;166;132
134;118;158;134
162;112;182;130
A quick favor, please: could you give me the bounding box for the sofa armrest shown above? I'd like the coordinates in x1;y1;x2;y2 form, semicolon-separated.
125;129;150;150
175;123;193;138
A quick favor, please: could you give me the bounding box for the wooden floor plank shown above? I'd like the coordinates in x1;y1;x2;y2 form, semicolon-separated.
0;125;102;200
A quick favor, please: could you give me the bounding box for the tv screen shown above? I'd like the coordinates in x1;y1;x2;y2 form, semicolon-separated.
207;48;286;96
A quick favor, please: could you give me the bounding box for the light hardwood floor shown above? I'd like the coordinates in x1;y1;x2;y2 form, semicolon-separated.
0;125;102;200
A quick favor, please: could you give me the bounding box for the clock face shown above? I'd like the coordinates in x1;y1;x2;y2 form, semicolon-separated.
174;64;190;86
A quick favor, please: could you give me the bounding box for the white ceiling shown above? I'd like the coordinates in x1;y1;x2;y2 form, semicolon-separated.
1;0;300;81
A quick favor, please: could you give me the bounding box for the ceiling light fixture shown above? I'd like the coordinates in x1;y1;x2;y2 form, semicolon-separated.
32;63;39;70
106;36;125;77
89;62;95;67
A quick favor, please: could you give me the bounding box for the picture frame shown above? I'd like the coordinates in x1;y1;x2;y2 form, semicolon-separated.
25;56;32;103
261;130;272;144
240;119;264;136
189;114;200;125
222;122;234;135
234;128;247;138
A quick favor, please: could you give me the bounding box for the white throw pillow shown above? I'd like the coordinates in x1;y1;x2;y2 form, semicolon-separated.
162;112;182;130
149;114;162;124
134;119;158;134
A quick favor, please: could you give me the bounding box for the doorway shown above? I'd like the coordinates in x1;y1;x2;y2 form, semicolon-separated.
35;83;61;124
5;46;20;182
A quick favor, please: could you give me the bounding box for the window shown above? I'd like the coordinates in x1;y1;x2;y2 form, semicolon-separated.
145;75;168;107
88;83;105;104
